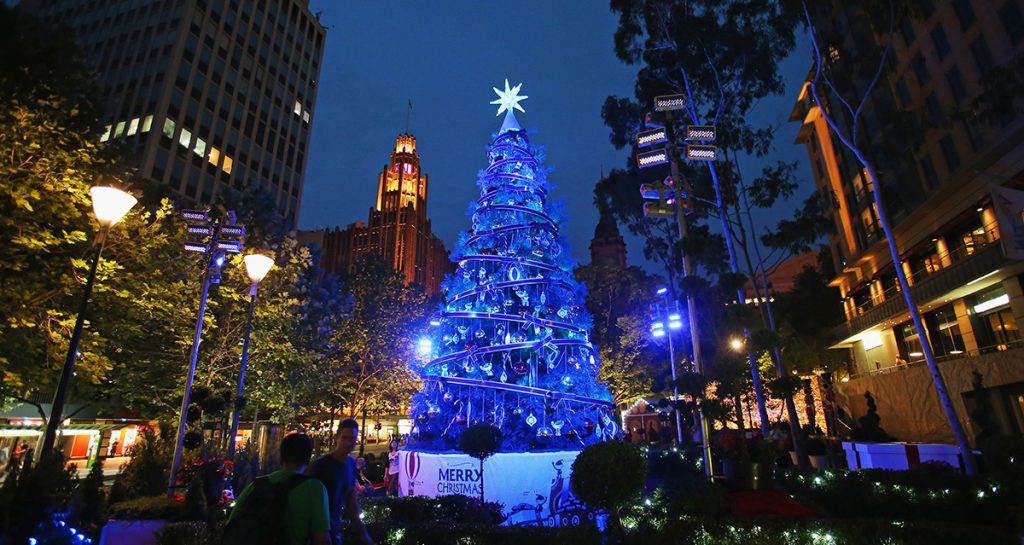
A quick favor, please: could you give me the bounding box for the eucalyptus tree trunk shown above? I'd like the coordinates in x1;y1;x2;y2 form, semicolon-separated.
803;2;976;474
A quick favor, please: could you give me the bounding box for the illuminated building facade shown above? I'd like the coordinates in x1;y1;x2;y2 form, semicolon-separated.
792;1;1024;442
24;0;326;225
300;134;450;296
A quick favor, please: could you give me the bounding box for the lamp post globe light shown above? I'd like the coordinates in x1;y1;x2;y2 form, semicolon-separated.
40;186;137;458
650;290;685;445
227;254;274;460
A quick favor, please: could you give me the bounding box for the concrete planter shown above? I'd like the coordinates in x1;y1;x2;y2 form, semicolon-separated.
842;441;963;471
99;519;167;545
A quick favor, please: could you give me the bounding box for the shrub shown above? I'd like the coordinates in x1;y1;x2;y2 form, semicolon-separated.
109;495;183;520
116;426;172;499
71;457;107;536
458;423;502;502
361;494;505;525
570;441;647;535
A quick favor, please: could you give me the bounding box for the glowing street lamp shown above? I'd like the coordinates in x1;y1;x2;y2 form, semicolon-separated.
40;186;137;458
227;254;275;460
729;337;745;352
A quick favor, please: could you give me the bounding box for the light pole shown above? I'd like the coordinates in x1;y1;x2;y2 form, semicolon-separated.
40;187;137;458
650;291;684;445
227;254;274;460
168;210;245;496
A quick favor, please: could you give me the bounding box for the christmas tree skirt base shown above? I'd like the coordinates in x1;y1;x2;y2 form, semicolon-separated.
398;449;598;527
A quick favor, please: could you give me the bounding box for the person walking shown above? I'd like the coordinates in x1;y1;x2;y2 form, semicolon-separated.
385;441;400;497
224;433;330;545
307;419;373;545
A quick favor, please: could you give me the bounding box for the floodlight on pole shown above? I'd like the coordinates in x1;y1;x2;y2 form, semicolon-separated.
227;253;275;461
40;186;136;458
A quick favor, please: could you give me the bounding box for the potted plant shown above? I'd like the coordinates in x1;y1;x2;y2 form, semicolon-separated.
805;437;828;469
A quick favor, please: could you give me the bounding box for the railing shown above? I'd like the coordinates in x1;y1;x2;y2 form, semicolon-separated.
829;240;1008;343
848;338;1024;380
847;222;1001;317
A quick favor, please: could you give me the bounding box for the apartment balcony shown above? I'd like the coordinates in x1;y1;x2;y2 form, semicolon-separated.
831;240;1008;342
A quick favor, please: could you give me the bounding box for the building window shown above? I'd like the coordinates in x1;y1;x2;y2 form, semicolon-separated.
222;156;233;174
193;137;206;157
940;135;961;172
100;124;112;142
925;92;944;126
1000;1;1024;45
896;78;912;107
919;155;940;188
114;121;126;138
208;146;221;166
928;305;966;356
163;118;176;139
930;25;950;60
127;117;140;136
971;36;994;74
179;127;192;148
899;19;915;46
971;286;1020;351
912;54;929;85
946;67;967;103
141;114;154;133
895;322;925;362
952;0;976;30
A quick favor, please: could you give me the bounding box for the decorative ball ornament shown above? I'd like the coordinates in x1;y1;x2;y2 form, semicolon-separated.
443;392;454;404
583;419;596;436
536;426;554;441
525;413;538;427
511;360;530;375
560;374;573;388
455;413;467;425
427;402;441;418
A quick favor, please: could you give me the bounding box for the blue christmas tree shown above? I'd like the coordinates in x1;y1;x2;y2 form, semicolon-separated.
407;81;617;453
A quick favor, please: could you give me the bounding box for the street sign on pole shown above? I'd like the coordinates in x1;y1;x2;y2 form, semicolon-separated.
637;148;669;168
654;94;687;112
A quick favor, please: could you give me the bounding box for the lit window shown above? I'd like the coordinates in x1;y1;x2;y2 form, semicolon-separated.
163;118;176;138
222;156;233;174
294;100;302;115
141;115;154;133
302;111;310;123
114;121;126;138
100;124;112;142
208;146;220;166
193;137;206;157
127;117;139;136
179;127;192;148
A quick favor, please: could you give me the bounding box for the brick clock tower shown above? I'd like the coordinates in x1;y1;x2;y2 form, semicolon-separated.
300;134;450;296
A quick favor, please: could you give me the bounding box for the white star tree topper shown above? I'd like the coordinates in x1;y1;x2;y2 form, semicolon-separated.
490;79;528;116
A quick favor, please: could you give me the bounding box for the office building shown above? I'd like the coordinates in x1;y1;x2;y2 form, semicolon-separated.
792;1;1024;442
25;0;326;224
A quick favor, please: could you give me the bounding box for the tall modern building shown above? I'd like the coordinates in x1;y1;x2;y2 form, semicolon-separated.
299;134;450;296
792;1;1024;442
24;0;326;225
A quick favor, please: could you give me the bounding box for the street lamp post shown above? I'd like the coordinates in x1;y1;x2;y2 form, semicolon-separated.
650;293;684;445
168;210;244;496
227;254;274;460
40;187;137;458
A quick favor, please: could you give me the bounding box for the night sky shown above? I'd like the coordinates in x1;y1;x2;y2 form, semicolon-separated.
299;1;814;269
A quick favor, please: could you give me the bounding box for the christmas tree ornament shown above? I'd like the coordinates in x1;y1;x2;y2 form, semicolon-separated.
427;403;441;418
551;419;564;436
536;426;554;441
525;413;538;427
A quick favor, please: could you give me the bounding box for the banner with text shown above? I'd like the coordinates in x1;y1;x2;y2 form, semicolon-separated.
398;450;598;527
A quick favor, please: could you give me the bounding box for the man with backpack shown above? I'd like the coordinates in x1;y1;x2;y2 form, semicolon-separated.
308;419;372;545
224;433;329;545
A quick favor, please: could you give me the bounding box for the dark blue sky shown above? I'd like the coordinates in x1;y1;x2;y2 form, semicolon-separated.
299;2;813;269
